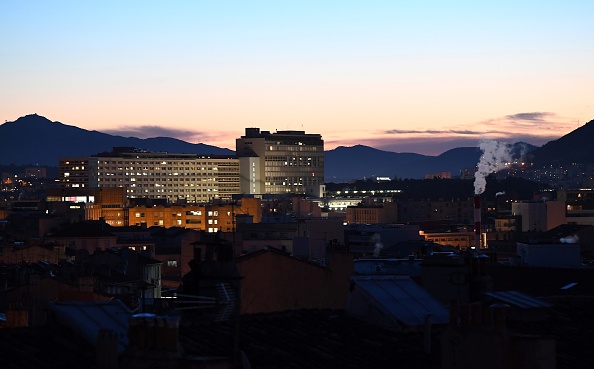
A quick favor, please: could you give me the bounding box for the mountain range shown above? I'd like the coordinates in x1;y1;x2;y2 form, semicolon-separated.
1;114;592;181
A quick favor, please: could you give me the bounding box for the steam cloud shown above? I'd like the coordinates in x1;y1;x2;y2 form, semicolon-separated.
474;140;512;195
372;233;384;257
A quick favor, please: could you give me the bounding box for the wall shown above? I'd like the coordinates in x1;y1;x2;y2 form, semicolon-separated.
236;249;353;314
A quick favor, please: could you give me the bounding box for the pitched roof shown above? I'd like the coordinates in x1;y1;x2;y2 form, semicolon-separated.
347;276;450;327
49;300;132;353
180;309;440;369
485;291;553;309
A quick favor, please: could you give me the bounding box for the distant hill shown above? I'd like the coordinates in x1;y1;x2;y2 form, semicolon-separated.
324;143;537;182
528;119;594;166
0;114;234;166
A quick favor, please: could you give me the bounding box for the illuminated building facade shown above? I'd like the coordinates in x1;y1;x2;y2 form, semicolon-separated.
59;157;89;188
236;128;325;197
88;148;240;203
128;197;262;232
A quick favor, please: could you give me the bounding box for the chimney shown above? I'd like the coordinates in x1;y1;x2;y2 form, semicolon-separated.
474;195;481;250
128;314;181;355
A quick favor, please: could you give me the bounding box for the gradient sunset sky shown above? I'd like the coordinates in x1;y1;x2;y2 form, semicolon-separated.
2;1;592;155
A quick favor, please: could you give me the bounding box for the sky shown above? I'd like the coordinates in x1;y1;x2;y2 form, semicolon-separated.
1;1;593;155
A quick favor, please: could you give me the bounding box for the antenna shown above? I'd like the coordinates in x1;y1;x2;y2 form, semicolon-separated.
174;282;236;321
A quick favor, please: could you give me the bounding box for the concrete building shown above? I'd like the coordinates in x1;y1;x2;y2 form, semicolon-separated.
88;147;240;203
515;242;581;268
236;128;325;197
511;201;566;232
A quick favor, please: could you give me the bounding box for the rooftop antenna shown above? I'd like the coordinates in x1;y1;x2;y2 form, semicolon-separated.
174;282;236;321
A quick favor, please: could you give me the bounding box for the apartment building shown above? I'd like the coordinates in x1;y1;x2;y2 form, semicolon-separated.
128;197;262;232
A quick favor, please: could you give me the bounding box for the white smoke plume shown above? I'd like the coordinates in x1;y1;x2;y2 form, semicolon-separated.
372;233;384;257
495;191;506;197
474;140;513;195
560;235;579;244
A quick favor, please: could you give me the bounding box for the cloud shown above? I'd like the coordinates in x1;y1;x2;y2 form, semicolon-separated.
103;125;205;140
505;112;554;121
327;111;576;155
384;129;503;135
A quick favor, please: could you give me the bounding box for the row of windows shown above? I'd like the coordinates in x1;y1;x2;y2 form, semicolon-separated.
97;167;233;171
135;210;221;217
97;160;233;165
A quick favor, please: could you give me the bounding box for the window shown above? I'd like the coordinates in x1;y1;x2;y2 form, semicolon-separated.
167;260;178;267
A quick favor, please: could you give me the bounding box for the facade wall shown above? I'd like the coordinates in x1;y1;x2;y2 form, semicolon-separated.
512;201;566;232
346;202;398;224
127;198;261;231
236;250;353;314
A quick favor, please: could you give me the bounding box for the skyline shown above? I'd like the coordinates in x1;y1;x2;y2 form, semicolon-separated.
2;1;593;155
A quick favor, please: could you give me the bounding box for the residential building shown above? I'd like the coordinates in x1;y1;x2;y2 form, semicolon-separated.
128;197;262;231
88;147;240;203
47;186;128;226
236;128;325;196
345;201;397;224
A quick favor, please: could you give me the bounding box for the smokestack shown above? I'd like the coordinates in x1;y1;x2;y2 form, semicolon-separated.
474;195;481;250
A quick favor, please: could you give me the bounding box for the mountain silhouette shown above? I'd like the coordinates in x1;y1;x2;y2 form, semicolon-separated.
527;118;594;166
324;143;536;182
1;114;577;180
0;114;234;166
